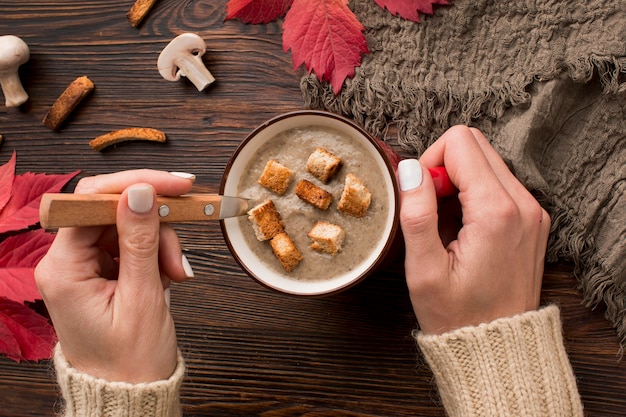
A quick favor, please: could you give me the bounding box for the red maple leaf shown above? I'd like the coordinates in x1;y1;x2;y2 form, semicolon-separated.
0;297;57;362
374;0;449;22
0;169;79;234
226;0;294;24
0;152;16;212
283;0;369;94
0;153;78;362
0;320;21;361
0;230;55;304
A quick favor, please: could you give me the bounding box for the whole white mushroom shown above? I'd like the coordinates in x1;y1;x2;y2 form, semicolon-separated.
157;33;215;92
0;35;30;107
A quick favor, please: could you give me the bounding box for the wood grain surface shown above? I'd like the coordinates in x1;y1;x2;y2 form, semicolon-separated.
1;1;624;416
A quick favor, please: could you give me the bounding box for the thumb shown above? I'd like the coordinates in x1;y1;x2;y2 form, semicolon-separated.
397;160;448;275
116;184;163;301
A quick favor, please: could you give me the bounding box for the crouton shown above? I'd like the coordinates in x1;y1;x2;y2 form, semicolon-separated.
247;199;284;241
295;179;333;210
308;221;345;255
306;147;342;183
270;232;303;272
338;173;371;218
258;159;293;195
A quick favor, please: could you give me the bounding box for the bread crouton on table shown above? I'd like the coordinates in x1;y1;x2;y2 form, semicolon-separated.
295;179;333;210
270;232;303;272
258;159;293;195
247;199;284;241
338;173;371;218
308;221;345;255
306;147;342;183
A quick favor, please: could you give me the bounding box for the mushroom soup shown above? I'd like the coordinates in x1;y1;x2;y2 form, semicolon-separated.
236;125;390;281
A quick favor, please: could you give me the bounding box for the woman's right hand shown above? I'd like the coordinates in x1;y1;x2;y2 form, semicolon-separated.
397;126;551;335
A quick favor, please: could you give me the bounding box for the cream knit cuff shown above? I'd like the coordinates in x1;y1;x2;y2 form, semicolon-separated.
54;344;185;417
416;305;583;417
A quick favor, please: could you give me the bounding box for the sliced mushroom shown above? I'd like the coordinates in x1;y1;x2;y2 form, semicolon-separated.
157;33;215;92
0;35;30;107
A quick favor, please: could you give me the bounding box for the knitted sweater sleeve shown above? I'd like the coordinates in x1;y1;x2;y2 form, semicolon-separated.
54;344;185;417
416;305;584;417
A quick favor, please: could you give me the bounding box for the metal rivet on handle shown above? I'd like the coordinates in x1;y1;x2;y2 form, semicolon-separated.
158;205;170;217
204;204;215;216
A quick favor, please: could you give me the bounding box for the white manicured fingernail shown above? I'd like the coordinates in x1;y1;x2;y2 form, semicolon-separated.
164;288;171;308
182;254;194;278
398;159;423;191
128;185;154;214
169;172;196;181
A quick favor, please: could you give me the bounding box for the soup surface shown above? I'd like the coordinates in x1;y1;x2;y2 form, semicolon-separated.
236;125;390;281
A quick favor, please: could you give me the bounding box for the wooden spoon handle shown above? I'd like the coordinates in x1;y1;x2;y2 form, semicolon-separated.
39;193;239;229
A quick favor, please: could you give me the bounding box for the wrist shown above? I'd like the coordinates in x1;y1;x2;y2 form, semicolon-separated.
415;306;583;417
54;343;185;417
57;337;180;384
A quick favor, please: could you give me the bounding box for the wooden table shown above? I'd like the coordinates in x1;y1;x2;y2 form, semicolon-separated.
1;1;624;416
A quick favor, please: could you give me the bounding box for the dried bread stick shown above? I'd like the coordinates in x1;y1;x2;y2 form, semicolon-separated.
42;76;94;131
89;127;166;151
127;0;158;27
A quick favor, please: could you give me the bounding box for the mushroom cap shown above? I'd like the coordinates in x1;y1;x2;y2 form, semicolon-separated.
0;35;30;71
157;33;207;81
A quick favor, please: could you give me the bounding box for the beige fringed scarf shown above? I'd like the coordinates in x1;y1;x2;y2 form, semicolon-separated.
300;0;625;348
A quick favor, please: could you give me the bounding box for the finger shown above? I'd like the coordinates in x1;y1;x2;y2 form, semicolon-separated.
437;196;463;247
115;184;164;307
75;170;195;196
469;128;537;205
420;126;513;225
397;159;449;283
158;224;194;283
534;209;551;291
93;226;122;259
51;226;107;255
98;249;120;280
39;225;113;286
164;283;171;309
420;126;504;198
470;128;550;237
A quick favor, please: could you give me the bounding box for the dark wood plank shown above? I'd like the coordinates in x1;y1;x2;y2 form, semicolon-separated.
0;1;624;416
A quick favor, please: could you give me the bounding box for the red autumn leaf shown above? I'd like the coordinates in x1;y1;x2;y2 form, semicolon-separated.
0;297;57;362
282;0;369;94
0;319;21;361
225;0;294;24
0;170;79;234
0;152;16;212
374;0;449;22
0;230;55;304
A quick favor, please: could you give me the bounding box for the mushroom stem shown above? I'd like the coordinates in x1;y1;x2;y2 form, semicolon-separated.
176;55;215;92
0;35;30;107
0;70;28;107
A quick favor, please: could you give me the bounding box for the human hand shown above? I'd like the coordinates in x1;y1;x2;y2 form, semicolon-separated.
35;170;196;382
397;126;550;335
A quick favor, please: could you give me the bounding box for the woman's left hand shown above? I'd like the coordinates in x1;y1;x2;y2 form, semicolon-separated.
36;170;196;383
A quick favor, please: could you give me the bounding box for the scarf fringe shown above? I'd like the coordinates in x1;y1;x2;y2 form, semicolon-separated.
543;197;626;355
567;54;626;94
301;53;625;153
